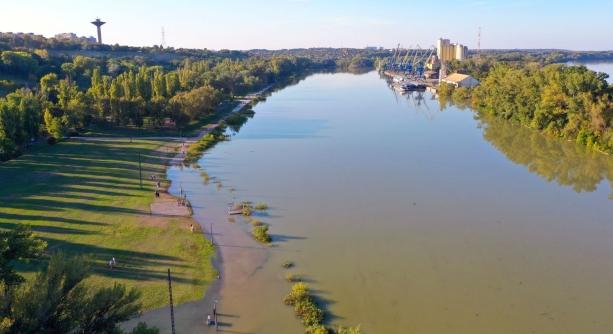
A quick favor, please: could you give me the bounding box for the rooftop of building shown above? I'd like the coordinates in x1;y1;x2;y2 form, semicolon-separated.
443;73;474;82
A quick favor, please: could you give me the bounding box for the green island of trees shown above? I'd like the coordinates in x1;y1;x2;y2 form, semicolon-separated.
439;62;613;154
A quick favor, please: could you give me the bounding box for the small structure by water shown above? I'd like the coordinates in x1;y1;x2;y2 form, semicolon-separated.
440;73;479;88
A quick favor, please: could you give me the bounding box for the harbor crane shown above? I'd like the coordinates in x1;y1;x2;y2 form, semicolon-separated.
384;44;436;79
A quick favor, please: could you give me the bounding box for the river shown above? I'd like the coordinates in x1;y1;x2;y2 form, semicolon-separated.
167;66;613;333
571;61;613;83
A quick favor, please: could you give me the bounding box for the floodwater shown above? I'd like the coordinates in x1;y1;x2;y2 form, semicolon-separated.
169;70;613;333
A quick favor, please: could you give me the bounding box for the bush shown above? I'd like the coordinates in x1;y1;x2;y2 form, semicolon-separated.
242;205;252;216
284;282;310;306
306;325;329;334
254;202;269;210
252;225;271;243
282;261;294;269
129;322;160;334
295;297;324;327
47;136;57;145
183;130;226;164
335;326;362;334
241;201;253;216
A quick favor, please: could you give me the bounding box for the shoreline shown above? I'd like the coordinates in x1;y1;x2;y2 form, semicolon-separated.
124;86;274;333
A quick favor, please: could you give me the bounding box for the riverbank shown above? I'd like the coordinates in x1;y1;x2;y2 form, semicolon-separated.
0;137;216;311
123;85;278;333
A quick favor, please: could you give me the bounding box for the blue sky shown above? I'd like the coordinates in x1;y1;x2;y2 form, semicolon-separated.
1;0;612;50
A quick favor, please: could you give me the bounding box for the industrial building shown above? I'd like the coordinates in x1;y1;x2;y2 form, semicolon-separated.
436;38;468;62
441;73;479;88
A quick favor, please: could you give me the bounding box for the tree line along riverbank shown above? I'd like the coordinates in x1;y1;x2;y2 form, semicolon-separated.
437;62;613;155
0;41;381;332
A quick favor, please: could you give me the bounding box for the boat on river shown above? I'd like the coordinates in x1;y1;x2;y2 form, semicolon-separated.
393;81;427;92
227;203;243;215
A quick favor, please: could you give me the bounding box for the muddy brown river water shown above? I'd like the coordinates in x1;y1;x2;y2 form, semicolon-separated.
168;69;613;333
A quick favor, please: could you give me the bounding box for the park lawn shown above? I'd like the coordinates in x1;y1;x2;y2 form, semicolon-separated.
0;138;216;310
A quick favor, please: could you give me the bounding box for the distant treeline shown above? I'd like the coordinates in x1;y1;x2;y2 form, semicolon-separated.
249;47;389;70
448;50;613;80
478;49;613;63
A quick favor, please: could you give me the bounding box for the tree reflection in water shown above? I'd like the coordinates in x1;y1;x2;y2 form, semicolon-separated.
479;114;613;197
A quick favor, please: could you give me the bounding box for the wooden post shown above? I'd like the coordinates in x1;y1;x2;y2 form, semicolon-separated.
214;299;218;331
138;152;143;189
167;269;176;334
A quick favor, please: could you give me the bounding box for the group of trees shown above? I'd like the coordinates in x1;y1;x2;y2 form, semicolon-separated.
0;52;322;160
0;36;387;161
1;225;157;334
439;63;613;153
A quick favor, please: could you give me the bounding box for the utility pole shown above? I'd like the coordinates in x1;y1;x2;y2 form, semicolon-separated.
214;299;219;331
138;152;143;189
167;269;176;334
478;26;482;59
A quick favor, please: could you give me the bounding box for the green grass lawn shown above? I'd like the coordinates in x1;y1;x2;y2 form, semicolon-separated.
0;138;216;310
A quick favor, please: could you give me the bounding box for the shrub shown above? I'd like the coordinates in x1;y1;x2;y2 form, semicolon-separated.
306;325;329;334
242;205;252;216
295;299;324;327
47;136;57;145
241;202;253;216
130;322;160;334
183;130;226;164
284;282;309;306
335;326;362;334
252;225;271;243
254;202;268;210
199;171;210;183
282;261;294;269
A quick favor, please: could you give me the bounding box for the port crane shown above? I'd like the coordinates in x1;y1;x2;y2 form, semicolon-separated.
385;44;435;79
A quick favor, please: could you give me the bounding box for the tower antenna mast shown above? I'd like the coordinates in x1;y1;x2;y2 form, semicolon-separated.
91;18;106;44
477;26;482;59
161;27;166;48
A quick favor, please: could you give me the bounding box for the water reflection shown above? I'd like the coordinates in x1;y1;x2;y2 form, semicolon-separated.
479;114;613;196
